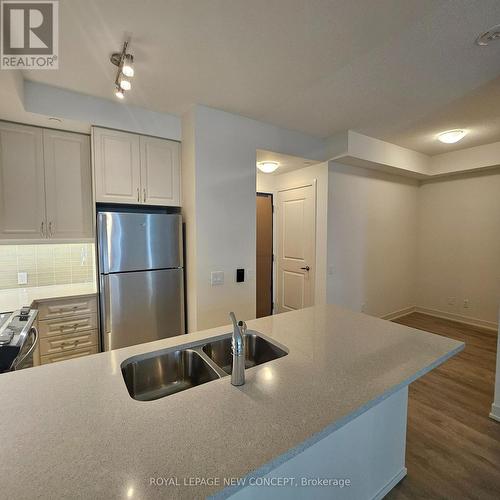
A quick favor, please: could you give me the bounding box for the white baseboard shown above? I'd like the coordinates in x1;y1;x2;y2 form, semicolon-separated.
415;307;498;332
380;305;498;331
381;307;416;321
371;468;407;500
490;403;500;423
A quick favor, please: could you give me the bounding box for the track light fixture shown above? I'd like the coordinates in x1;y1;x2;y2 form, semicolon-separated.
111;40;135;99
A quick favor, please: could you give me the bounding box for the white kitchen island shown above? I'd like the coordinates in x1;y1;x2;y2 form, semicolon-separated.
0;304;463;499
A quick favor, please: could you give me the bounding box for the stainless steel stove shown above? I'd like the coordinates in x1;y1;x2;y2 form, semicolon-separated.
0;308;38;373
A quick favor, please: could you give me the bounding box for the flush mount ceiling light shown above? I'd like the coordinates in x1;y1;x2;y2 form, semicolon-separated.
257;161;279;173
110;40;135;99
476;24;500;46
437;129;467;144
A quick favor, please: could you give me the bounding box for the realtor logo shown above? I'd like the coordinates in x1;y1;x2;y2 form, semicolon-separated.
1;0;58;69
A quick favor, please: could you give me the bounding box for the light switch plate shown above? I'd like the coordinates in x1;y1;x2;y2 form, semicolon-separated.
17;272;28;285
211;271;224;286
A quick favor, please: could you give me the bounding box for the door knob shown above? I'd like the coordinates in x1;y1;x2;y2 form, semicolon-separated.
300;266;310;271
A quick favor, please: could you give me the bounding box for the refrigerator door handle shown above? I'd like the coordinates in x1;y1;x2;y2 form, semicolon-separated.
100;274;111;334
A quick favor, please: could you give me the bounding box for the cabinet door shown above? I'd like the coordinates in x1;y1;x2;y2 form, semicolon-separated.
44;129;93;239
140;136;180;206
0;122;46;239
92;127;141;204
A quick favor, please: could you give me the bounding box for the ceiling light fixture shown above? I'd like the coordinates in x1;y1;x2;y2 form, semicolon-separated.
257;161;279;173
110;40;135;99
437;129;467;144
476;24;500;46
122;54;134;77
119;78;131;91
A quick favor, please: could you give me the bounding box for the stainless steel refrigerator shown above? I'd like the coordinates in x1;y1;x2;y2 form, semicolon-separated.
97;212;184;351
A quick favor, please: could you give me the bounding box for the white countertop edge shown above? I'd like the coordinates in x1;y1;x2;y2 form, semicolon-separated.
213;341;465;499
31;291;97;303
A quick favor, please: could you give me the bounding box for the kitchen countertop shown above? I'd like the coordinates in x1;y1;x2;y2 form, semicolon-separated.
0;282;97;312
0;304;463;499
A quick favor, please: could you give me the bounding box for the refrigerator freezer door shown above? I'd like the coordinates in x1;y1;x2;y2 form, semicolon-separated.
98;212;183;273
100;268;184;351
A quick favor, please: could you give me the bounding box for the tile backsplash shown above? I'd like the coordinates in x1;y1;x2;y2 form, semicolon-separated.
0;243;95;290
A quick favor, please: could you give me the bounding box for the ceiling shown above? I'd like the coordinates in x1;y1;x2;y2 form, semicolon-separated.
16;0;500;155
378;76;500;156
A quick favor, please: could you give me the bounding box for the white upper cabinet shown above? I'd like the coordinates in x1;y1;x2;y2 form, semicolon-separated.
92;127;180;207
92;128;141;204
0;122;46;239
43;129;93;239
140;135;180;206
0;121;92;242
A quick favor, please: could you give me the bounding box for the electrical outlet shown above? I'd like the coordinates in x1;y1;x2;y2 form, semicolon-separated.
447;297;456;306
210;271;224;286
17;272;28;285
463;299;469;309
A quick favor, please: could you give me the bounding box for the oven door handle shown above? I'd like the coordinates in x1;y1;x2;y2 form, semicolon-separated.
12;327;38;371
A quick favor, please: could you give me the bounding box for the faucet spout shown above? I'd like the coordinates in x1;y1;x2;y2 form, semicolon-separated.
229;312;246;386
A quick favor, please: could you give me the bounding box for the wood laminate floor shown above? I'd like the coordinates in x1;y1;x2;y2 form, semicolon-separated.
386;313;500;500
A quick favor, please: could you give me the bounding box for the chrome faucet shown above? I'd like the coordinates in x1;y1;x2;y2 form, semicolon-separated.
229;312;246;386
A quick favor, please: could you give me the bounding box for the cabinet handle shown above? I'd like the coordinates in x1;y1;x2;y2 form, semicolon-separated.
143;188;146;203
40;222;45;237
137;187;140;202
48;221;53;238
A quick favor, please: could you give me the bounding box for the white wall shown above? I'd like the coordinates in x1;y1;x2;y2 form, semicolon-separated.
183;105;326;331
257;163;329;306
181;109;198;332
417;170;500;328
256;172;275;193
327;163;419;317
431;141;500;176
23;81;181;140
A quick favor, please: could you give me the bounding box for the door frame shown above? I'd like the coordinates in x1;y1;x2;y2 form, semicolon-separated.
275;179;317;313
256;191;274;316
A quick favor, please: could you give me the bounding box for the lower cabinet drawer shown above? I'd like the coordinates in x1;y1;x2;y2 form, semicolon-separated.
38;314;97;338
39;329;98;356
40;345;98;365
37;295;97;320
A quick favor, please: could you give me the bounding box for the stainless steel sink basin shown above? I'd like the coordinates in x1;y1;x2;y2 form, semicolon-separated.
121;331;288;401
202;333;288;375
121;349;221;401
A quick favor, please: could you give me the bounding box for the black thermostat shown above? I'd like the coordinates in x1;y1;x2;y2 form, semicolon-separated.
236;269;245;283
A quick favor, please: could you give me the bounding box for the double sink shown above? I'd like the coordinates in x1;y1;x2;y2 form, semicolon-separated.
121;332;288;401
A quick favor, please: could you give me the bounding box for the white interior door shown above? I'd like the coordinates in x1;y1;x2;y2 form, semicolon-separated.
276;184;316;313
